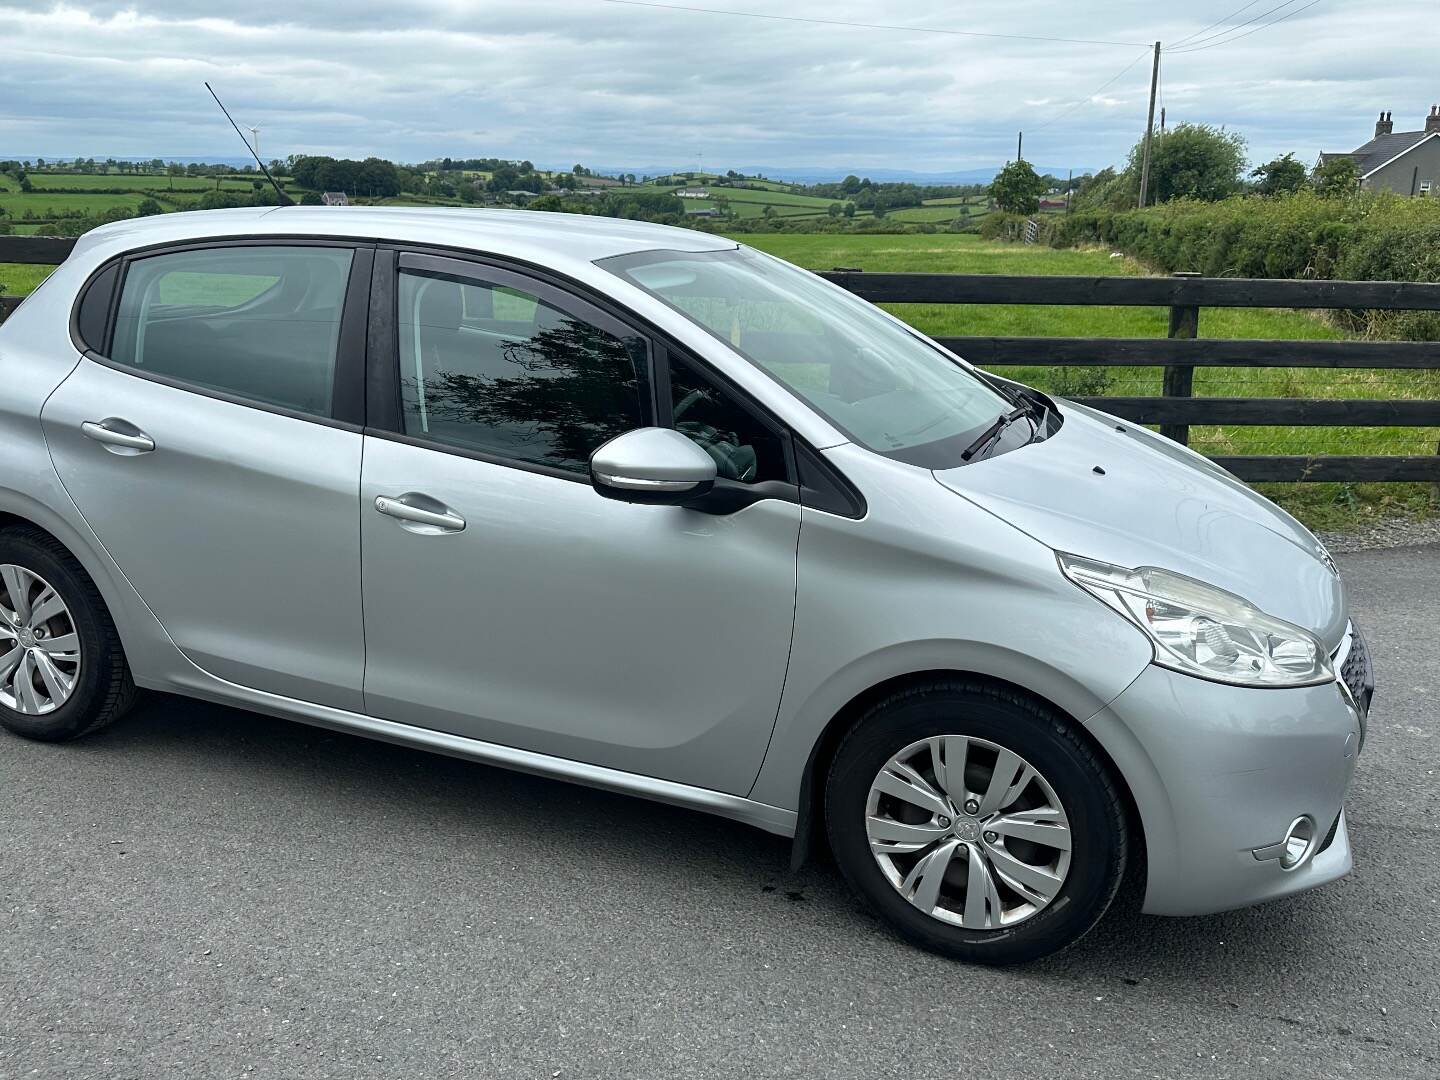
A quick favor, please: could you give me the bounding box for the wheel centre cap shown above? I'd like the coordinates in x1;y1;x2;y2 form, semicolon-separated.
16;628;35;649
953;818;982;842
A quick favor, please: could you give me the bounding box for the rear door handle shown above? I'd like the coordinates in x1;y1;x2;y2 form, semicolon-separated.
375;494;466;533
81;419;155;454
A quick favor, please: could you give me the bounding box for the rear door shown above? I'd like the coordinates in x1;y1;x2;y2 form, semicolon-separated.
41;241;372;711
357;251;802;793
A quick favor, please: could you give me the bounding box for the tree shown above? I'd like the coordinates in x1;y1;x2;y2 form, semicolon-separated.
989;160;1046;215
136;198;164;216
827;202;842;218
842;202;856;219
1251;153;1308;195
1128;123;1247;204
358;157;401;197
1312;156;1360;198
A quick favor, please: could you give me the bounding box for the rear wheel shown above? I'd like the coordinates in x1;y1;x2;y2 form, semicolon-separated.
0;528;136;742
825;679;1128;965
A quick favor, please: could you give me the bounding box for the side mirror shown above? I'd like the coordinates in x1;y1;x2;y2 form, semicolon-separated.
590;427;717;505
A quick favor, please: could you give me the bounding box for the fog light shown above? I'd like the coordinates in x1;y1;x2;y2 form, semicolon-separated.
1279;816;1318;871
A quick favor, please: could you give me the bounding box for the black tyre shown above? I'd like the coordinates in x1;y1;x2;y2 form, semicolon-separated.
0;526;136;742
825;679;1128;965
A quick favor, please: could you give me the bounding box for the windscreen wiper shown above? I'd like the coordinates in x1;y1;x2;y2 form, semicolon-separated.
1018;390;1050;433
960;405;1030;462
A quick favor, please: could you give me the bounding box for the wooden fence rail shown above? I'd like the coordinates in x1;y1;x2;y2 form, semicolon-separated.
2;235;1437;482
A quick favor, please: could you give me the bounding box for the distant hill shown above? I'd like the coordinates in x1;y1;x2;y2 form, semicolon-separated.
3;154;1092;186
582;164;1091;184
1;154;266;167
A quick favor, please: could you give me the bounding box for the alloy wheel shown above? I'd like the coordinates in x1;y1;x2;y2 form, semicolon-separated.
865;735;1072;930
0;564;82;715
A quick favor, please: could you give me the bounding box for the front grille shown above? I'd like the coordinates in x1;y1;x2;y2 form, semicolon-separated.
1339;624;1374;717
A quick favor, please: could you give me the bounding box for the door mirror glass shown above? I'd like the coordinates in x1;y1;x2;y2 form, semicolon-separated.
590;428;717;504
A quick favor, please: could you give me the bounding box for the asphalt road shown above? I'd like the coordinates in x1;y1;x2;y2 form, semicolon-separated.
2;545;1437;1080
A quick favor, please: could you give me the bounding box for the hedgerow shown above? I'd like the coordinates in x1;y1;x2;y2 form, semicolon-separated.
1052;192;1440;336
1054;191;1440;279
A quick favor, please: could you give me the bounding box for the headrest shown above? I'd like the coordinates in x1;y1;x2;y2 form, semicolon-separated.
416;279;463;333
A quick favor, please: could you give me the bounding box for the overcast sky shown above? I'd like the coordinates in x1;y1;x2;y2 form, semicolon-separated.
0;1;1434;175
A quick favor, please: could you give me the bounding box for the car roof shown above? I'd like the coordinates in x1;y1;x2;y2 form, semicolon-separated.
74;205;738;266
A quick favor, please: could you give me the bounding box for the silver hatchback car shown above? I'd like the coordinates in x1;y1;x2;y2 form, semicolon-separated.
0;208;1371;963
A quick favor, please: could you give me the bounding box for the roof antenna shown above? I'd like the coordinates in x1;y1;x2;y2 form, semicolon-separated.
204;82;293;206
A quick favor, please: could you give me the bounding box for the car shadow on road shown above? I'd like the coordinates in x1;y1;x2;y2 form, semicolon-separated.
77;692;1364;995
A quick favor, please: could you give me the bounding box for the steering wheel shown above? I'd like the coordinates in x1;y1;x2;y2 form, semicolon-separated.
673;387;708;423
672;387;758;482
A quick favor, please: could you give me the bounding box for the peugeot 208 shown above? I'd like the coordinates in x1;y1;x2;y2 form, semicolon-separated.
0;208;1371;963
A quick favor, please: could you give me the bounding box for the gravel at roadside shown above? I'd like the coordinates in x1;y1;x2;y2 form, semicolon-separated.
1318;516;1440;553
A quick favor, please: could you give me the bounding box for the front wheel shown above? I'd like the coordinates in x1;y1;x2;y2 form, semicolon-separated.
825;680;1129;965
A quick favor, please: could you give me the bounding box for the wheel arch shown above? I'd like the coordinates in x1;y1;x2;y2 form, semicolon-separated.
786;668;1146;881
0;495;161;675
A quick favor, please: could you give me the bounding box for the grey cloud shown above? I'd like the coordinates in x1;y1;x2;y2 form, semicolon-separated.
0;1;1431;172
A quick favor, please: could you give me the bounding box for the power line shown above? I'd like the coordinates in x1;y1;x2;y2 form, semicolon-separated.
1166;0;1302;50
594;0;1151;48
1032;48;1153;131
1166;0;1267;49
1168;0;1323;53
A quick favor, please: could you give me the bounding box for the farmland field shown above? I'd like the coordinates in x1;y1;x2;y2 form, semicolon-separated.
24;173;260;192
0;191;158;216
887;204;978;223
660;184;838;219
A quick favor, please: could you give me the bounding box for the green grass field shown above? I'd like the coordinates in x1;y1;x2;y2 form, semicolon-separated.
0;191;155;217
24;173;260;192
887;205;975;223
919;196;980;207
0;262;56;294
738;233;1437;528
660;184;839;219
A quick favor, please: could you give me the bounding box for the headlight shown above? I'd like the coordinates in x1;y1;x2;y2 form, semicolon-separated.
1058;553;1333;688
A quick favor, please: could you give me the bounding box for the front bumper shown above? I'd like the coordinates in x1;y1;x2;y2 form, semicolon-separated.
1085;633;1367;917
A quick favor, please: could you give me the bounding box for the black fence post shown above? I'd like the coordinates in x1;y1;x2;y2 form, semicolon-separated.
1161;271;1201;445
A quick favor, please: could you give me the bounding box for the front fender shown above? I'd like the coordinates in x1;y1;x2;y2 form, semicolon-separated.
747;445;1154;813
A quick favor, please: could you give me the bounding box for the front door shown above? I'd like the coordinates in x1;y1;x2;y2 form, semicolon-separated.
359;253;800;794
41;242;370;711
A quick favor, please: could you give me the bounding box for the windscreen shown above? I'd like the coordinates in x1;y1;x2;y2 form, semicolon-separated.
601;246;1010;467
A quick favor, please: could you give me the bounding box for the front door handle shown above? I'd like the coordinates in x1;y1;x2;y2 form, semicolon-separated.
81;419;155;454
375;494;466;533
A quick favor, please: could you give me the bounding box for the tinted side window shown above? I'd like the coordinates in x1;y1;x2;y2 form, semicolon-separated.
75;262;119;351
397;268;650;473
669;356;788;484
110;246;353;417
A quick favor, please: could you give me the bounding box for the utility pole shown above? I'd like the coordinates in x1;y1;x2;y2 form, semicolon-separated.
1137;41;1161;208
1160;106;1166;134
1066;168;1073;214
1017;131;1023;162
